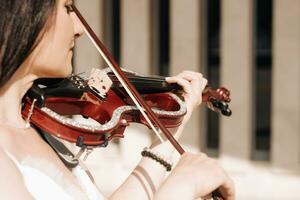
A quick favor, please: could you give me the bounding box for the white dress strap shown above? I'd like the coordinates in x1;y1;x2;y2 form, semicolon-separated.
73;161;106;200
4;151;73;200
4;151;106;200
4;150;22;168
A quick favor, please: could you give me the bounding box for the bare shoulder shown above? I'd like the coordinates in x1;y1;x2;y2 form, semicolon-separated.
0;148;33;199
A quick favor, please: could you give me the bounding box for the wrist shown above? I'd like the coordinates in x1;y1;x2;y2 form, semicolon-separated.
141;147;173;171
154;175;195;200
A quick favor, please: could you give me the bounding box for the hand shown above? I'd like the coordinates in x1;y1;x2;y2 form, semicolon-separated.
166;71;207;122
150;71;207;147
155;152;235;200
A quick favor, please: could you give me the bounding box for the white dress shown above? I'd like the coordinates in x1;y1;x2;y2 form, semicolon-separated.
5;151;106;200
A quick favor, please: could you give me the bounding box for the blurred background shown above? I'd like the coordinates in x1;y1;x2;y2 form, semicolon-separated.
73;0;300;199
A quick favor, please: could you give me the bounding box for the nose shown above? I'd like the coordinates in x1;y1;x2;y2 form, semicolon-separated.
71;13;84;38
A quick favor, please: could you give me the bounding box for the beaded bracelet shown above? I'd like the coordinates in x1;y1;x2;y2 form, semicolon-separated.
141;147;172;171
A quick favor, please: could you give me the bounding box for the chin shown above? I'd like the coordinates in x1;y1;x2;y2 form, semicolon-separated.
64;63;73;75
56;60;73;77
39;64;73;78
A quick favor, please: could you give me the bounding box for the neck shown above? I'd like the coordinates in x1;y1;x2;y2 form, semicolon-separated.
0;73;37;128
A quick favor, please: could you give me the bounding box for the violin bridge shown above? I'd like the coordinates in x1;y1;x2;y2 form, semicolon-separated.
88;68;113;98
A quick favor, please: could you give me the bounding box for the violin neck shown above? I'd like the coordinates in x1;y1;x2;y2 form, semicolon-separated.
110;74;182;94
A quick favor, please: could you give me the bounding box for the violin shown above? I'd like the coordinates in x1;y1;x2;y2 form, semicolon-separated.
22;69;231;147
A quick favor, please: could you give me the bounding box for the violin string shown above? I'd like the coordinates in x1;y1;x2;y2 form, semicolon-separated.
109;74;166;82
81;25;165;143
111;77;167;86
109;75;181;91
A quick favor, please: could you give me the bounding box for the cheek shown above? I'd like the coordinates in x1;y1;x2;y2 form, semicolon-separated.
31;46;73;77
30;15;75;77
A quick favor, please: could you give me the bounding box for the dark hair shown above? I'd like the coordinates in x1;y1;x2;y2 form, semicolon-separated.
0;0;56;88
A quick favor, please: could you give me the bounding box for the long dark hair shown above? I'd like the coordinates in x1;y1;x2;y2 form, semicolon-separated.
0;0;56;88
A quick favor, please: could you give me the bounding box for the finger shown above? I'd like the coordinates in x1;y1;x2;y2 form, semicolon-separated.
177;72;202;83
177;72;208;92
166;71;202;82
177;71;200;82
182;70;203;79
177;71;207;105
165;77;193;94
166;73;207;89
181;71;206;86
219;176;235;200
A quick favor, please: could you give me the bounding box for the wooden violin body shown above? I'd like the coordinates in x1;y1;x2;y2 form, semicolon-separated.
22;74;187;147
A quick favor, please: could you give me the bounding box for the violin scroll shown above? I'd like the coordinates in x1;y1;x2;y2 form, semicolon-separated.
202;86;232;116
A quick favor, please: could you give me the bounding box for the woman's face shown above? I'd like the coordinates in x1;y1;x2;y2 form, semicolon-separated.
28;0;83;77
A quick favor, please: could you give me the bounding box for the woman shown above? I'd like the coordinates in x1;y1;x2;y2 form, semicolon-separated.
0;0;234;199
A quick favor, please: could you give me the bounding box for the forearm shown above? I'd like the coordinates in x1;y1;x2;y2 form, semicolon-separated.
109;155;169;200
109;123;187;200
154;176;195;200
